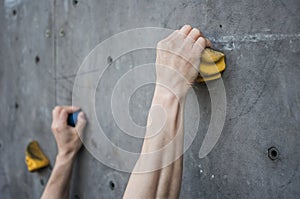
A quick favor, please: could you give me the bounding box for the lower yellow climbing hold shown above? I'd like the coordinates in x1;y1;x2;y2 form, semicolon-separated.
196;48;226;83
197;73;221;82
25;141;50;172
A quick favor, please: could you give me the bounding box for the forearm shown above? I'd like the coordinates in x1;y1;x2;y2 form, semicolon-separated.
124;85;186;199
41;153;75;199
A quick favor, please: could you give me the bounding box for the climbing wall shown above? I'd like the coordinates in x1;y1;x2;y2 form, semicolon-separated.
0;0;299;198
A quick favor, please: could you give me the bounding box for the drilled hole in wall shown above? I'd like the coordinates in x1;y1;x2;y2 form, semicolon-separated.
35;56;40;64
271;150;277;157
109;181;115;190
72;0;79;6
15;103;19;109
12;9;17;16
268;146;279;160
219;24;222;28
40;179;44;186
59;29;65;37
74;194;79;199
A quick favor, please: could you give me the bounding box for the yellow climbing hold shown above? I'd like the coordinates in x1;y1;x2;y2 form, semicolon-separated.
197;48;226;83
197;73;222;82
25;141;50;172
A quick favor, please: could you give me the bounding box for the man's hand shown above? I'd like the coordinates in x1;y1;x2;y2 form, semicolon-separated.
124;25;211;199
155;25;211;98
51;106;86;158
41;106;86;199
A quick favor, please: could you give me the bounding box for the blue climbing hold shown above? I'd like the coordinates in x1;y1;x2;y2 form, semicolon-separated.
67;111;80;127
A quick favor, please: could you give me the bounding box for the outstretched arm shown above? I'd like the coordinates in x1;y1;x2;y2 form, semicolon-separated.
123;25;211;198
41;106;86;199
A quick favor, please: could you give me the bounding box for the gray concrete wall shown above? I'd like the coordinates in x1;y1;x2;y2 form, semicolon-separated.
0;0;300;198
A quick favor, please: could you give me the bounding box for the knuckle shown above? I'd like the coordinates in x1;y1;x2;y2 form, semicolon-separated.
183;24;192;29
174;30;180;35
53;106;61;113
192;28;200;34
51;121;66;132
55;106;61;110
197;37;206;45
157;40;165;48
60;109;68;116
51;124;58;132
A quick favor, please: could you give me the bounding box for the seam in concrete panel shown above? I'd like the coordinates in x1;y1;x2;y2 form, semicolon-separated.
52;0;57;105
54;32;300;80
211;33;300;43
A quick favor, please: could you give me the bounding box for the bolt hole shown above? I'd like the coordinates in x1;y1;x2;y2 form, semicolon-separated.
107;56;113;65
271;150;277;157
109;181;115;190
15;103;19;109
268;147;279;160
59;29;65;37
35;56;40;64
72;0;79;6
12;9;17;16
219;24;222;28
74;194;79;199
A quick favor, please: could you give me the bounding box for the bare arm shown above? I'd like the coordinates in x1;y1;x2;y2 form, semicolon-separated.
123;25;211;198
41;106;86;199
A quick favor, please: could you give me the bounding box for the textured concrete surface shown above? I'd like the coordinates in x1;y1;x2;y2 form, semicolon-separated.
0;0;300;198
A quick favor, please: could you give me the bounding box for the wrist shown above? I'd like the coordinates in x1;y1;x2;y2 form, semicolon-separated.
154;84;187;103
56;151;77;164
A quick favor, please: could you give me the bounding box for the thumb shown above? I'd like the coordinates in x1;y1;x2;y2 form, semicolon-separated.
75;112;87;137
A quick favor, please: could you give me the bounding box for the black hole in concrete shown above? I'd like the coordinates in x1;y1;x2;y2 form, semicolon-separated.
74;194;79;199
107;56;113;65
59;29;65;37
12;9;17;16
35;56;40;64
268;147;279;160
40;179;44;186
271;150;277;157
15;103;19;109
73;0;79;5
219;24;222;28
109;181;115;190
